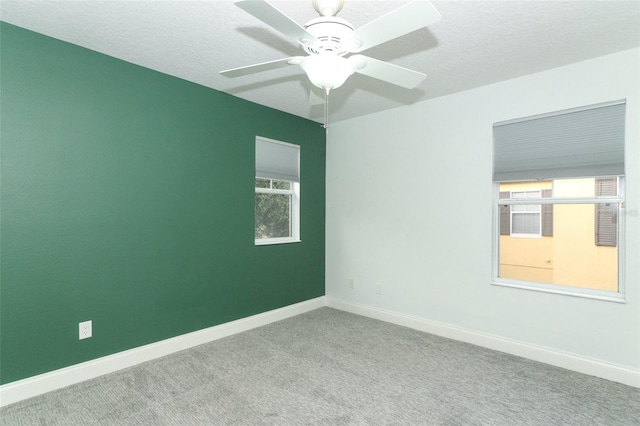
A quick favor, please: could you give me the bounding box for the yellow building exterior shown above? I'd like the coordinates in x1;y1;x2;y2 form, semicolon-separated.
499;179;617;291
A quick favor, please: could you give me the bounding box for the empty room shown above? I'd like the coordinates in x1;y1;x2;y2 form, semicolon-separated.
1;0;639;424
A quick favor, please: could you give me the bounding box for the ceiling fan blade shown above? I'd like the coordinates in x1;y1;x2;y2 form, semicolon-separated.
349;55;426;89
349;1;441;53
220;57;304;78
235;0;316;46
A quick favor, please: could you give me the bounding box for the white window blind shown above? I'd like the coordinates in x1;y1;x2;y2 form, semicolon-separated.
255;137;300;182
493;100;626;182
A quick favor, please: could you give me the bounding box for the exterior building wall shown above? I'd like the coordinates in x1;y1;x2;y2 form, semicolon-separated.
499;179;617;290
552;180;618;290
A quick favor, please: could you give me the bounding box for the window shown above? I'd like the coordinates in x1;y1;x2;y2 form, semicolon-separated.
255;137;300;245
511;190;541;235
493;100;626;301
255;178;298;240
500;189;553;237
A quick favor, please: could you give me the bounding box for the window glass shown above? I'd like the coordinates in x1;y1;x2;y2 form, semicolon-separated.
272;180;291;190
496;178;623;299
255;178;271;189
254;176;300;244
512;212;540;235
255;190;292;239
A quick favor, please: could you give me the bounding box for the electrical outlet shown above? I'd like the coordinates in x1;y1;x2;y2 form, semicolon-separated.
79;320;92;340
376;283;383;295
348;278;354;289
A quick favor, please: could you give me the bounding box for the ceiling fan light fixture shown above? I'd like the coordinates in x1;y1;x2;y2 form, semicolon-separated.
300;54;354;91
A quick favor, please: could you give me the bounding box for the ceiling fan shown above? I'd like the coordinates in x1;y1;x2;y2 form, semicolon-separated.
220;0;441;96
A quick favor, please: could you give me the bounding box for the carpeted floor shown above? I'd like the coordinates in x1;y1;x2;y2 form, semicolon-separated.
1;307;639;425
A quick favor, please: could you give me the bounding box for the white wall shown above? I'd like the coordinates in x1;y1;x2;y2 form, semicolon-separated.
325;48;640;381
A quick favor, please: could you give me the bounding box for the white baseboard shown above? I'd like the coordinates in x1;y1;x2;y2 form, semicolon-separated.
0;297;326;407
326;297;640;388
3;295;637;408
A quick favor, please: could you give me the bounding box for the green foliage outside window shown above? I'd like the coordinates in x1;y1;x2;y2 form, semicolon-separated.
255;179;292;239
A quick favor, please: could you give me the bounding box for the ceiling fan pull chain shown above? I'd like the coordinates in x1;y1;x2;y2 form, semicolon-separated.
323;87;330;133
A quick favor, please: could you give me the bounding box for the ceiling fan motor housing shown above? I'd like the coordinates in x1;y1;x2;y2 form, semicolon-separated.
302;17;358;56
312;0;344;16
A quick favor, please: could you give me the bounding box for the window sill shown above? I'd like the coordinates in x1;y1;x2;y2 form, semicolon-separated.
255;238;301;246
491;279;625;303
509;233;542;239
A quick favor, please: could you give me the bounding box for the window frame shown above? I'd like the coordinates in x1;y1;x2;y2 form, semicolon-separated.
254;178;300;246
492;177;626;303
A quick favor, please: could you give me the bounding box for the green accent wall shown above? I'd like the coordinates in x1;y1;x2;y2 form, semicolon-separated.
0;23;326;385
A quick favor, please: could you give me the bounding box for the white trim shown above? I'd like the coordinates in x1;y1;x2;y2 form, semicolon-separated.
491;279;626;303
509;232;542;239
5;295;637;408
0;297;326;408
255;188;294;195
254;238;301;246
493;98;626;127
325;297;640;388
504;196;623;205
255;136;299;151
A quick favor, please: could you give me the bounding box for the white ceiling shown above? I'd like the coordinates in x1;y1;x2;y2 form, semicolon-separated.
1;1;639;124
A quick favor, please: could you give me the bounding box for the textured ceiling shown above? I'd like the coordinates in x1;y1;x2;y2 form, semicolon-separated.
1;1;639;124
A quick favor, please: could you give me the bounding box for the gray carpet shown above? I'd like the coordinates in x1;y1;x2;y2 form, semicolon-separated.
1;307;639;425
